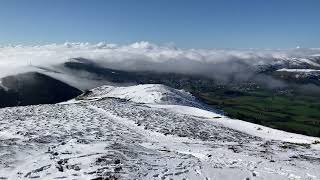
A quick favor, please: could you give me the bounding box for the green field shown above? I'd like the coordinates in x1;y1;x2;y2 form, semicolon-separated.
197;89;320;137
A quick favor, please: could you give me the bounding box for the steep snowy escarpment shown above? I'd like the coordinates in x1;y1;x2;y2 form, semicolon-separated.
0;84;320;180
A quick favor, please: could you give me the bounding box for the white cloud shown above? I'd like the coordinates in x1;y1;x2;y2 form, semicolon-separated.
0;41;319;81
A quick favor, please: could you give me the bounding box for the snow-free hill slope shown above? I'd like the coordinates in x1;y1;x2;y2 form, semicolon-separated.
1;84;320;180
0;72;82;108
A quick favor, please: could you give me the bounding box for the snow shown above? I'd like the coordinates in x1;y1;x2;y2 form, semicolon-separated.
0;80;9;91
297;58;320;67
216;118;320;144
0;84;320;179
83;84;205;108
150;104;320;145
277;68;320;73
85;84;320;145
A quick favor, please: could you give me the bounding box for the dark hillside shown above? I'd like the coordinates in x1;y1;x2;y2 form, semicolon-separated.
0;72;82;108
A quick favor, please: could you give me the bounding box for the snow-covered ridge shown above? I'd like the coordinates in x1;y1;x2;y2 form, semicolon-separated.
277;68;320;73
73;84;320;145
78;84;205;108
1;84;320;179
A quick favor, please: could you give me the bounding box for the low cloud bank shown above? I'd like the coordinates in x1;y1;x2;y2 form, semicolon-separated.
0;41;320;88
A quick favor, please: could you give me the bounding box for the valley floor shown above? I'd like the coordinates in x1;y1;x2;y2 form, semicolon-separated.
0;85;320;179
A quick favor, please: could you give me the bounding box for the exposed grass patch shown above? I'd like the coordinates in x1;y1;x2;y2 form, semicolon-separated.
197;89;320;137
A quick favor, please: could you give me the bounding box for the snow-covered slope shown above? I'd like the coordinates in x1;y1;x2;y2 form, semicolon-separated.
1;84;320;180
277;68;320;73
77;84;206;108
272;57;320;69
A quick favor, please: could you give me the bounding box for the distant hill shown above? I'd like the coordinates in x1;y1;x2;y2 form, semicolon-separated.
0;72;82;108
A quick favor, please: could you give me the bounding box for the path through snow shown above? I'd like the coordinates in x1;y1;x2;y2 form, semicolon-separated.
0;85;319;179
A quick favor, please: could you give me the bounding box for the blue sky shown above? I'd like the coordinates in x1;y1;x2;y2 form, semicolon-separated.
0;0;319;48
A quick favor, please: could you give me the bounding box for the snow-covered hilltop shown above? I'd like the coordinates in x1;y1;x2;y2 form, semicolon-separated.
0;84;320;179
75;84;205;108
